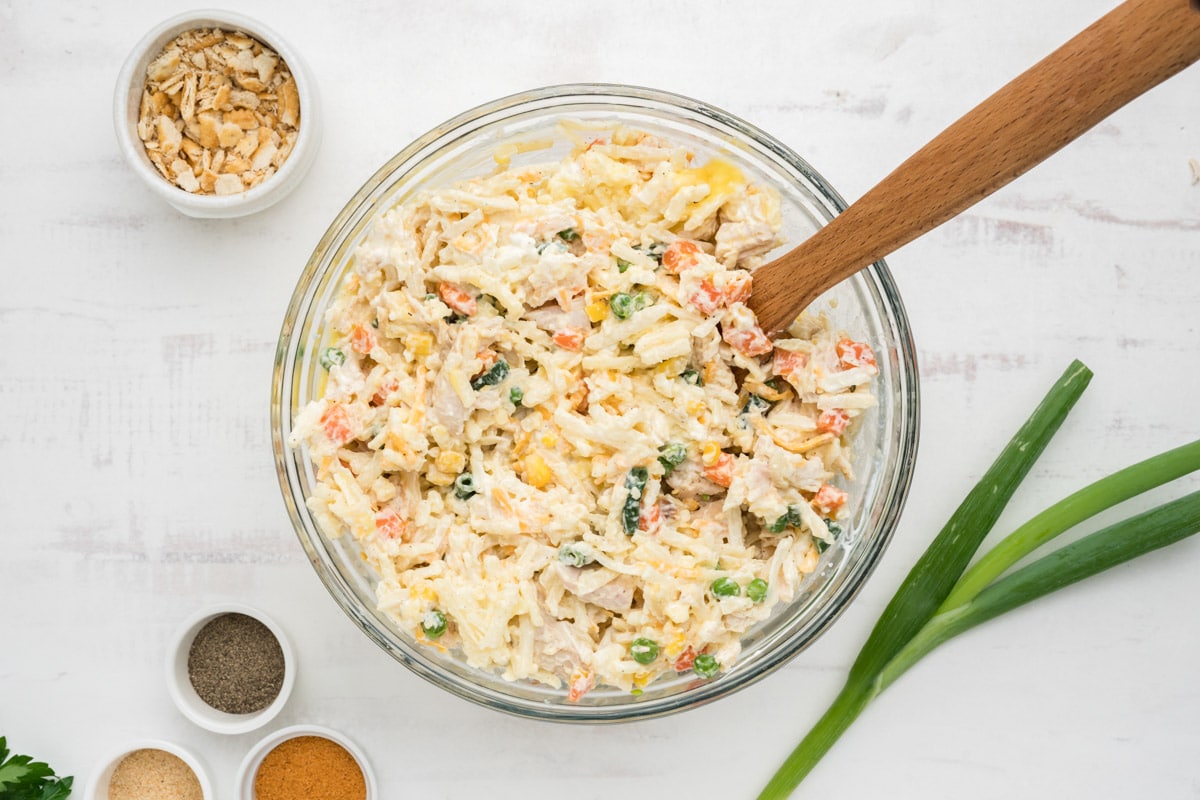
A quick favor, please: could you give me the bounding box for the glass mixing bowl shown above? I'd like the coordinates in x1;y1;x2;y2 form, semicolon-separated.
271;84;919;721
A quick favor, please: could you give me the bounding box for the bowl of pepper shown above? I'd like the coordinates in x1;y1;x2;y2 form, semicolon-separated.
166;603;296;734
272;84;920;721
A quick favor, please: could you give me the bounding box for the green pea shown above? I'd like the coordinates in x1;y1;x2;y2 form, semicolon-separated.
630;637;659;665
692;653;720;678
610;292;636;320
616;258;633;273
711;577;740;598
509;386;525;406
319;347;346;370
454;473;476;500
746;578;768;603
421;609;448;639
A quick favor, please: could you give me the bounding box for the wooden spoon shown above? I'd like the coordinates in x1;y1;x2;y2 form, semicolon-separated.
748;0;1200;336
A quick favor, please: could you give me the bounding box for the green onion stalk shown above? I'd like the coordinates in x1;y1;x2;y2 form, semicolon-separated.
757;360;1200;798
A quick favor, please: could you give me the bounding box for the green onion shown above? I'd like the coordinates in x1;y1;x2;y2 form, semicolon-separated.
680;368;703;386
816;519;843;553
622;467;649;535
710;576;740;598
421;609;448;639
768;505;804;534
635;242;665;264
509;386;525;406
558;542;594;567
616;258;633;273
453;473;476;500
470;360;509;391
630;637;659;665
370;317;379;328
658;443;687;475
756;362;1200;799
874;489;1200;698
557;228;579;241
692;653;720;678
319;347;345;370
746;578;768;603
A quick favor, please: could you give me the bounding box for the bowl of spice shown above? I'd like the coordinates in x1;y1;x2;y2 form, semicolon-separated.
112;9;321;217
167;603;295;734
84;739;211;800
236;724;375;800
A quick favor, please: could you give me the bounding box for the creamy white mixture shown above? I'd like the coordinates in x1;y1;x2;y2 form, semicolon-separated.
290;125;878;699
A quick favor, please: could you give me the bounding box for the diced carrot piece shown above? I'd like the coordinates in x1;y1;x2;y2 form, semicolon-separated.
567;672;594;702
813;483;848;515
673;646;697;673
723;271;753;304
319;404;353;446
371;377;400;407
349;324;377;355
773;348;807;378
638;502;661;532
688;279;723;315
722;322;773;357
836;338;877;370
817;409;850;436
438;282;477;316
662;240;701;273
476;348;498;370
704;453;735;488
552;327;585;351
374;508;408;541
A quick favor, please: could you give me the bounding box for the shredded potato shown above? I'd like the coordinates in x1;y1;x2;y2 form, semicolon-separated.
289;125;878;696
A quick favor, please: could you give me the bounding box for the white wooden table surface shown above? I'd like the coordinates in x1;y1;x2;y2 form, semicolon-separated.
3;1;1198;797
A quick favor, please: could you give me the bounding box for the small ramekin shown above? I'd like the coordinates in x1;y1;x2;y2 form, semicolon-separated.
166;602;296;734
235;724;378;800
112;9;322;218
84;739;214;800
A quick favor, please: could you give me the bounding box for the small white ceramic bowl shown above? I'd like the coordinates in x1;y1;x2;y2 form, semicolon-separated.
236;724;378;799
113;9;322;218
167;602;296;734
84;739;214;800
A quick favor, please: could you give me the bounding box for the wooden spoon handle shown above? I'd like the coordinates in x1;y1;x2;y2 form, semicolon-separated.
749;0;1200;335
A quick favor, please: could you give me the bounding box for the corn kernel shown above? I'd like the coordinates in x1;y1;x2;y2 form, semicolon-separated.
426;468;455;487
701;441;721;466
540;432;557;448
524;453;553;488
686;400;705;416
408;332;434;357
435;450;465;473
585;300;609;322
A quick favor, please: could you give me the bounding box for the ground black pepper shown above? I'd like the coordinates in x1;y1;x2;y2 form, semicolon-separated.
187;612;284;714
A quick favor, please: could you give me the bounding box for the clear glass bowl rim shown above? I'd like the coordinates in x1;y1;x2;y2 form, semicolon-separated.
271;82;920;722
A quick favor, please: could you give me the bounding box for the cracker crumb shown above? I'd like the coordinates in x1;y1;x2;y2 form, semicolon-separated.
214;173;245;195
136;27;300;196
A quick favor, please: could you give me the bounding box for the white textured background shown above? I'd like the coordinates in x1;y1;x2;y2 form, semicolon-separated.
2;0;1198;797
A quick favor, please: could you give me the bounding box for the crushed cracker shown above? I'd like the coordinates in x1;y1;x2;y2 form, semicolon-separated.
136;27;300;196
